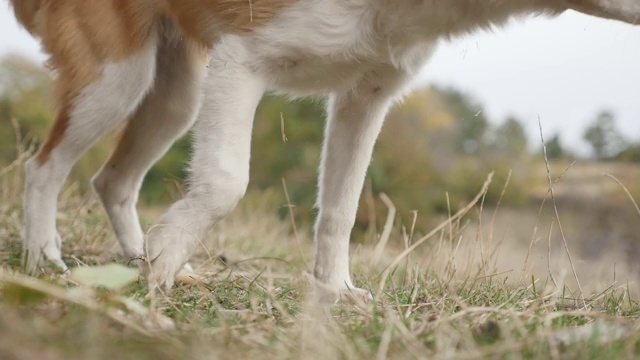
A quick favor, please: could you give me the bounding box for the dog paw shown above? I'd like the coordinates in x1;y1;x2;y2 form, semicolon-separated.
142;225;196;293
144;256;183;294
145;263;206;295
337;286;373;304
313;280;373;305
24;232;69;275
131;254;201;293
175;263;206;286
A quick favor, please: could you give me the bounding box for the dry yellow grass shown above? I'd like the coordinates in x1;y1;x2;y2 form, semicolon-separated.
2;140;640;359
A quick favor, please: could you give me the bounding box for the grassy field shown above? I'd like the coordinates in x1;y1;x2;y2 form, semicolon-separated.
2;154;640;360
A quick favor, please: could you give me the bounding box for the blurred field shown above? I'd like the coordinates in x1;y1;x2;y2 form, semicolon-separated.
2;151;640;359
461;160;640;294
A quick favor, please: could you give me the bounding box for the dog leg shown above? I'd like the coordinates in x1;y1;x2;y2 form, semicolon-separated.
144;57;265;292
313;66;409;303
23;40;158;274
92;33;207;264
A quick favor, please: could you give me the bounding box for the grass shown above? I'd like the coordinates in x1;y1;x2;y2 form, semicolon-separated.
2;153;640;359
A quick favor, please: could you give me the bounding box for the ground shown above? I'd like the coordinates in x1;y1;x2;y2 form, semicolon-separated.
2;159;640;360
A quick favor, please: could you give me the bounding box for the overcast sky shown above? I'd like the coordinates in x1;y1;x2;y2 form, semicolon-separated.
1;7;639;155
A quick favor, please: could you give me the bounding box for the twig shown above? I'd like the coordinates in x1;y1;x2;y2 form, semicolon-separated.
376;172;494;295
489;169;512;248
280;112;288;143
538;118;585;308
520;160;575;283
547;217;557;287
602;173;640;218
372;193;396;265
281;178;308;267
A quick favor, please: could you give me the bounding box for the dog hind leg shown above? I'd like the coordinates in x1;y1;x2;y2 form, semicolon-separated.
23;37;159;274
92;26;207;264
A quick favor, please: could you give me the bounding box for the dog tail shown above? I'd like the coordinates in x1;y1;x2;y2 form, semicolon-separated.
10;0;44;36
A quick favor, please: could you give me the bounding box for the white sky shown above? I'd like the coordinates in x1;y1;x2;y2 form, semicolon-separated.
1;7;639;155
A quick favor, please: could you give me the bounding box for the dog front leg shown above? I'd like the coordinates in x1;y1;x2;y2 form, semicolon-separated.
313;66;410;303
143;57;266;293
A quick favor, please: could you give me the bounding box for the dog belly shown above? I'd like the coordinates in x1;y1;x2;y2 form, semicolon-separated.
265;58;370;96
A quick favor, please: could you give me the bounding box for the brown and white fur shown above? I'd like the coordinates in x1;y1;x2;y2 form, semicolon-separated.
9;0;640;301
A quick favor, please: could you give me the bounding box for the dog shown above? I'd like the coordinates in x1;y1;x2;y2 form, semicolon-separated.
9;0;640;301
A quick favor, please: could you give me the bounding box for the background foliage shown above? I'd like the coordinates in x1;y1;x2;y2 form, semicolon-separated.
1;53;636;235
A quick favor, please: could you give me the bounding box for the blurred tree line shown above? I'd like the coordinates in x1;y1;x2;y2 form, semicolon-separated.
2;53;635;236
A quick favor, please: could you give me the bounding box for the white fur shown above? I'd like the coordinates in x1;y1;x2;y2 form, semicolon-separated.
23;35;158;273
92;26;206;262
145;56;266;291
22;0;639;301
144;0;569;297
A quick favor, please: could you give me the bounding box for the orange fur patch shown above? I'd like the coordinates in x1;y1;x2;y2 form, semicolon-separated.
38;0;159;101
165;0;296;44
37;102;71;165
26;0;294;103
9;0;42;35
104;37;207;171
27;0;160;164
20;0;292;164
